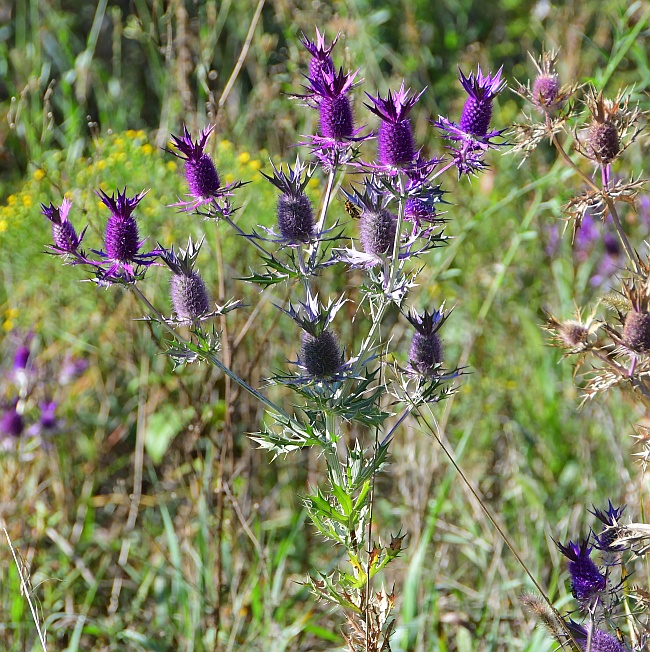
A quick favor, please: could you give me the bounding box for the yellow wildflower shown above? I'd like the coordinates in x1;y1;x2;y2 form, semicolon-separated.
238;152;251;164
141;143;154;156
33;169;45;181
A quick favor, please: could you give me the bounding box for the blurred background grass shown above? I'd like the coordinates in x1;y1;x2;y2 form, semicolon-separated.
1;0;649;650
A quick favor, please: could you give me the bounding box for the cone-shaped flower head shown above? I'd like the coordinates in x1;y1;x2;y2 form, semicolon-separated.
1;407;24;438
262;157;315;244
365;83;424;167
532;74;560;110
301;329;343;379
160;237;211;322
168;125;221;205
98;188;146;264
360;209;397;256
567;621;626;652
300;28;338;81
622;279;650;352
404;157;445;226
458;65;505;138
406;306;450;377
307;68;359;140
41;198;83;253
556;538;606;604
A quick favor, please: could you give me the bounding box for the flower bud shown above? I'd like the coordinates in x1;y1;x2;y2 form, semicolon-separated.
301;330;342;379
359;209;397;256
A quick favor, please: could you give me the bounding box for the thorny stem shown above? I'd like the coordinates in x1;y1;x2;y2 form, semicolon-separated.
417;407;582;650
128;284;293;423
324;409;345;488
550;134;639;272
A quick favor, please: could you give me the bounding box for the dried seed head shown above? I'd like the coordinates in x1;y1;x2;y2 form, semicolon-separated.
558;320;590;349
359;209;397;256
301;330;343;379
531;74;561;110
587;121;620;165
623;310;650;352
277;193;315;243
171;272;210;321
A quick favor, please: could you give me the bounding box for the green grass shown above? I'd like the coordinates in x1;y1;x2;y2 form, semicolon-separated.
1;1;650;650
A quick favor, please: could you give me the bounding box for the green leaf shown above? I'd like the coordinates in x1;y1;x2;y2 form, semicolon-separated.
144;406;195;463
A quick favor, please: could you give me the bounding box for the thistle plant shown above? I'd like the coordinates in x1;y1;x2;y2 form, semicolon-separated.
38;28;509;650
513;47;650;651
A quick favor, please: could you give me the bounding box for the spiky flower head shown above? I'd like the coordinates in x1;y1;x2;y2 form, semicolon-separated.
406;306;451;377
365;83;425;167
41;198;85;254
556;538;606;604
590;501;625;552
262;157;315;244
621;278;650;353
567;621;625;652
404;158;445;226
300;28;338;81
524;50;577;113
160;237;211;322
301;329;344;379
306;68;359;140
577;88;643;166
13;345;30;371
544;309;600;355
0;407;24;438
168;125;222;207
93;188;158;283
458;65;505;138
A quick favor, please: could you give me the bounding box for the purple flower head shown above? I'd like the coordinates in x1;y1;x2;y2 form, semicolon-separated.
365;83;425;168
59;353;89;385
405;306;451;377
300;329;344;379
589;501;625;552
41;198;85;254
39;401;58;431
167;125;222;209
1;407;24;438
404;156;446;227
300;28;338;81
306;68;361;140
458;65;505;138
261;157;315;244
567;621;625;652
92;188;159;283
556;538;606;604
160;237;212;323
433;65;504;178
13;345;31;372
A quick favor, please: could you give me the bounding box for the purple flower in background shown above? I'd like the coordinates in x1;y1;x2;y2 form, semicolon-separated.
365;83;424;168
556;538;606;605
59;353;89;385
39;401;58;431
13;344;31;372
92;188;159;283
434;66;505;178
300;28;338;82
41;198;86;255
1;407;24;438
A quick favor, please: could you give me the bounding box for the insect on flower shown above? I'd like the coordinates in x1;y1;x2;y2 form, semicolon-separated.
344;199;361;220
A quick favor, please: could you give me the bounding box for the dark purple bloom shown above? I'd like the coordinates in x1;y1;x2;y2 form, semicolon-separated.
301;329;344;379
168;125;221;207
160;238;211;322
567;621;625;652
1;407;24;438
556;538;606;604
308;68;358;140
300;28;338;82
365;83;425;168
359;209;397;256
41;198;86;254
406;307;450;377
261;158;315;244
92;188;159;283
458;65;505;138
